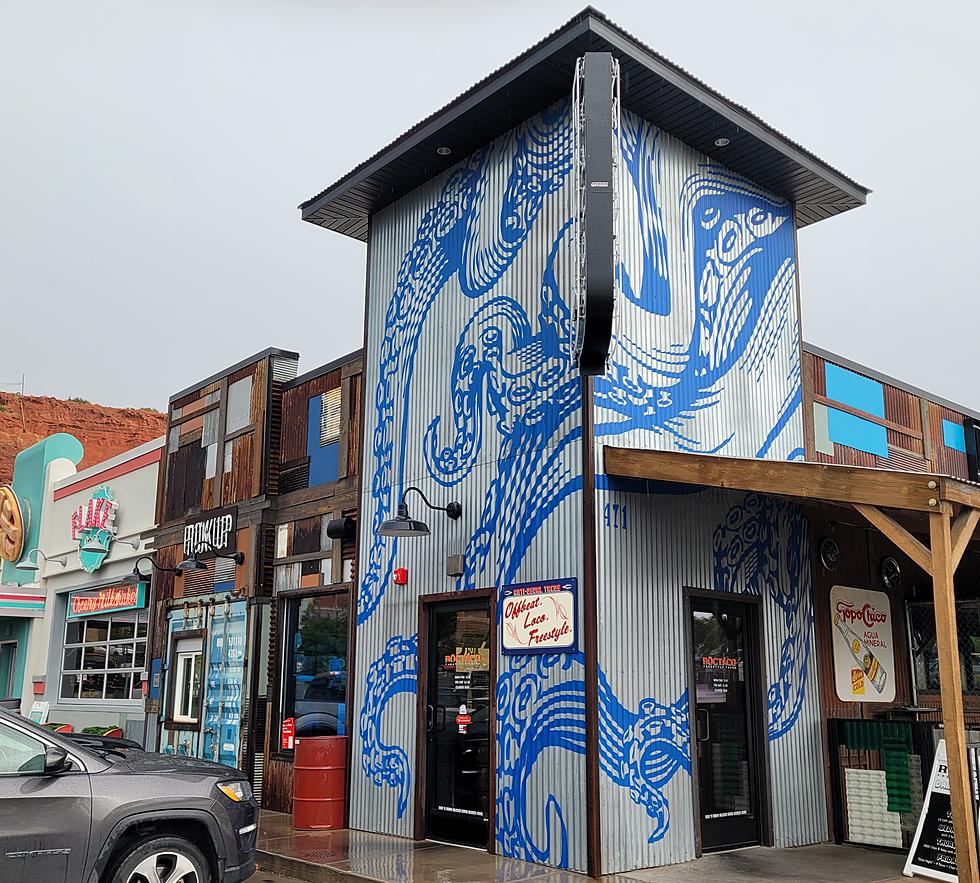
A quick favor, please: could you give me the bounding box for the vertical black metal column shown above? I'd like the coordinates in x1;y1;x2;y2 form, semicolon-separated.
578;51;616;377
579;49;616;877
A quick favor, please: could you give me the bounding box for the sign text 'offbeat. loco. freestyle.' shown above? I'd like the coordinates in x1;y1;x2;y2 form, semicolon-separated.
500;578;577;654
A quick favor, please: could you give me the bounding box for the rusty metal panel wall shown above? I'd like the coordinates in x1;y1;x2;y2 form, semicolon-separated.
595;485;827;871
352;99;589;871
596;108;805;462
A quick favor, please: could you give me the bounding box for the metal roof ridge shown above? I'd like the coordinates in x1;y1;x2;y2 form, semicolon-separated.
299;5;869;220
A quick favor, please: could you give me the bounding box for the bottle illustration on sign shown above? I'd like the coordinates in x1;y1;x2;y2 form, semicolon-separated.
834;612;887;694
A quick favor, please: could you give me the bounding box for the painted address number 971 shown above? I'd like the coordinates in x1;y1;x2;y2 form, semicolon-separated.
603;502;627;530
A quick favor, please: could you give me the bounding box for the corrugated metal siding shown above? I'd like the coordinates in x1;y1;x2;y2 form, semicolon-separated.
595;486;827;872
929;402;970;479
594;108;821;871
353;100;587;870
596;109;804;462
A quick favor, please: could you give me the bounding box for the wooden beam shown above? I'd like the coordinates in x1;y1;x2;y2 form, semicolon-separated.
813;393;924;441
853;504;932;574
929;510;980;883
603;446;943;512
942;477;980;509
951;507;980;573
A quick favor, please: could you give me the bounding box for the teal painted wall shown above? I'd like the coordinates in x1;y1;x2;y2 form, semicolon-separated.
0;617;30;700
1;433;83;585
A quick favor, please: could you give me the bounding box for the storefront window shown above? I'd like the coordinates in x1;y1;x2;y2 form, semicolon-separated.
61;611;147;701
281;592;349;742
909;600;980;693
173;638;203;723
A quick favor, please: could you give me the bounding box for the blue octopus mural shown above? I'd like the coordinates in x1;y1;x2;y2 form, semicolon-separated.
357;99;811;869
596;112;802;459
359;103;574;626
713;493;813;740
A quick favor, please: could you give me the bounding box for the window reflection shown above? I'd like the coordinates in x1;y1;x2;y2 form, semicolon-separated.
282;593;349;741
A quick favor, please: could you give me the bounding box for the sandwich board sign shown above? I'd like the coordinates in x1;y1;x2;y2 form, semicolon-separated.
904;739;979;881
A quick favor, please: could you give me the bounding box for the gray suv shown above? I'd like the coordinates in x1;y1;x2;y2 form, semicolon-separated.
0;707;257;882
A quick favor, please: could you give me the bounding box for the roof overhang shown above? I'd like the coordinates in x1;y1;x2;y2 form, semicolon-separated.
603;446;980;515
301;6;869;241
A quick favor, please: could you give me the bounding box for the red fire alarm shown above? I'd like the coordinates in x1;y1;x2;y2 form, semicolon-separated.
393;567;408;585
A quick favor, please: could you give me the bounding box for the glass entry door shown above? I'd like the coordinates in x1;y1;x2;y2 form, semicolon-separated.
424;599;491;847
690;596;763;852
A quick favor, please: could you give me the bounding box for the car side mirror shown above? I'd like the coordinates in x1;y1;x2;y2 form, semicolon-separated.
43;746;71;774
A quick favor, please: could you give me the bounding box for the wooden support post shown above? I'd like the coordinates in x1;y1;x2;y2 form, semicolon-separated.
930;509;980;883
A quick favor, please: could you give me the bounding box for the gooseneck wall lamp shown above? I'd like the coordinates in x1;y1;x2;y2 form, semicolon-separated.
80;535;141;554
122;553;179;586
15;548;68;572
175;541;246;574
376;486;462;538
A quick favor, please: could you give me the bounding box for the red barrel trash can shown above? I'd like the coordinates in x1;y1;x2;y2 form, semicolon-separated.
292;736;347;830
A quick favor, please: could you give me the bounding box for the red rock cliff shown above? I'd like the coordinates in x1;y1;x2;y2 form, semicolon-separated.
0;393;167;485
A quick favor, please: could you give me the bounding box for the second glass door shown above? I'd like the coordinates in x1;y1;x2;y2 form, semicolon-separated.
425;599;491;847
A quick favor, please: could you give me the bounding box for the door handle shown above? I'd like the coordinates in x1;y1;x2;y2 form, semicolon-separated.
426;704;435;733
437;705;447;731
696;709;710;743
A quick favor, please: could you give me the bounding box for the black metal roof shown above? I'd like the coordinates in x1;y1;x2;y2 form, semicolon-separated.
285;347;364;391
300;7;869;240
168;347;300;405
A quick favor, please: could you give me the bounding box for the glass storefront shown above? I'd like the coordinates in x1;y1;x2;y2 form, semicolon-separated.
60;610;147;702
280;590;349;740
159;598;247;766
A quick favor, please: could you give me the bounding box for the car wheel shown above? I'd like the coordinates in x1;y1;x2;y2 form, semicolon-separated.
109;835;211;883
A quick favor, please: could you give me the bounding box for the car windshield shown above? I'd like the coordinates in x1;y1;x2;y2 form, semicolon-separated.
0;707;103;764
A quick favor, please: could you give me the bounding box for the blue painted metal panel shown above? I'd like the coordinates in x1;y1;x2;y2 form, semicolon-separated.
306;395;339;486
826;407;888;457
824;363;885;419
943;419;967;453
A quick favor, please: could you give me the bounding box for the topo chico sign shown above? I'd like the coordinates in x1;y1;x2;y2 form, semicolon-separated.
500;578;577;655
830;585;896;703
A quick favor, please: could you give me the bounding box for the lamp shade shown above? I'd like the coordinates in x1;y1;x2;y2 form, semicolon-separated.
121;568;147;586
175;555;208;574
14;558;39;573
80;536;109;554
376;512;430;538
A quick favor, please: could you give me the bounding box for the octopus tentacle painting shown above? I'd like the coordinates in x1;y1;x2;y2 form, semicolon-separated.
360;104;574;625
713;494;813;739
357;99;811;869
596;112;802;458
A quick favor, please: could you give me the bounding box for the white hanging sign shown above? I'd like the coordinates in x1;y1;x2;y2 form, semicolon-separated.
830;585;896;703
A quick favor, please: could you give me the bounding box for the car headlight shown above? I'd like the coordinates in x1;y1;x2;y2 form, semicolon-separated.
217;780;252;803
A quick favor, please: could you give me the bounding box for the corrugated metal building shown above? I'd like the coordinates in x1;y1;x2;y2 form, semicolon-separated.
300;7;872;876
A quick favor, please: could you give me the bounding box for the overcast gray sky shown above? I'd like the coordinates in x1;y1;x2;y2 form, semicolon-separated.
2;1;977;411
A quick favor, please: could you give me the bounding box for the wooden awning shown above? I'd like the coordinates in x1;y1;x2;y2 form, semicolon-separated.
604;446;980;513
603;445;980;882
